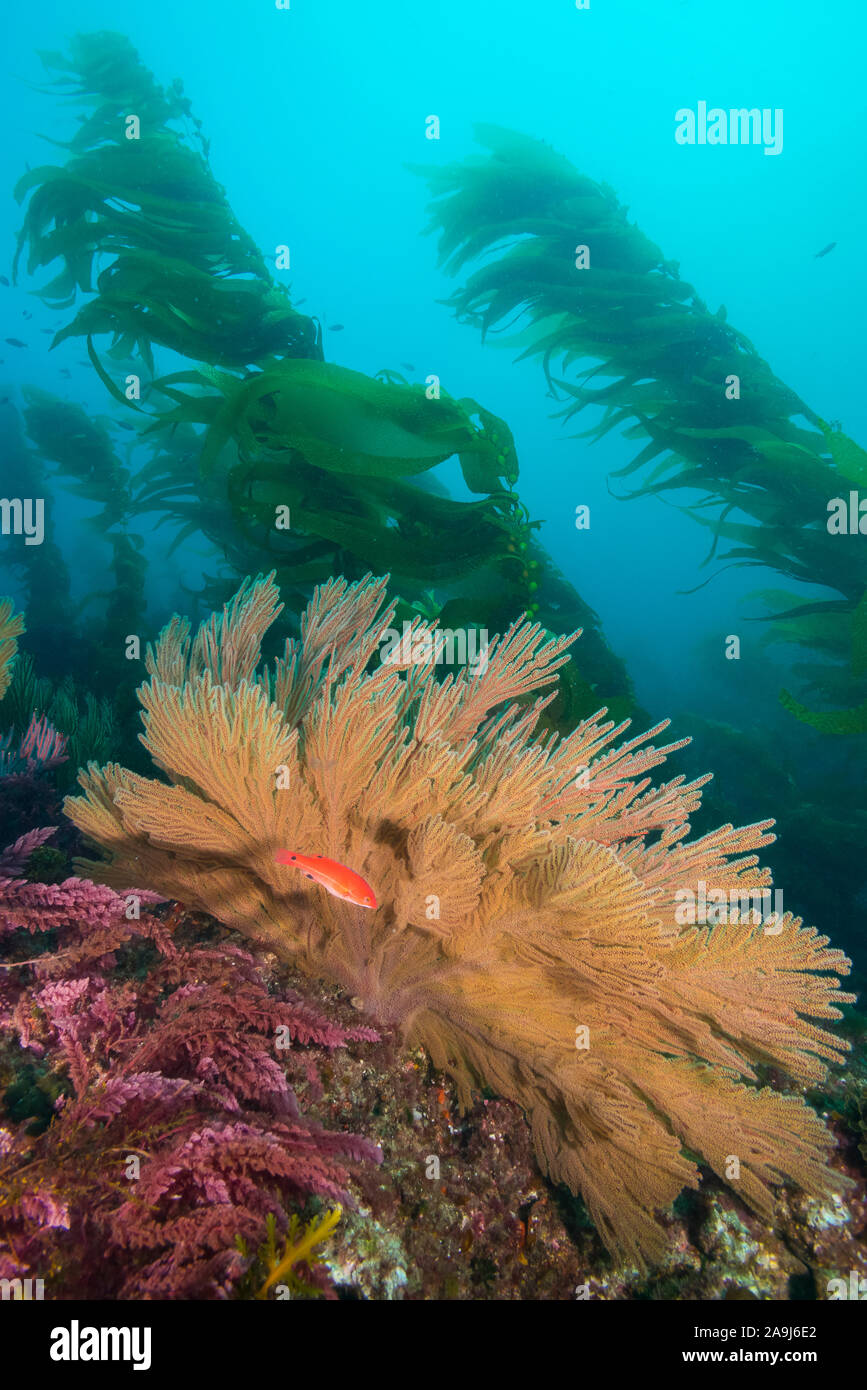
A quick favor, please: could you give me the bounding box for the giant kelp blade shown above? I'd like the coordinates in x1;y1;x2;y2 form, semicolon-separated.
413;125;867;723
779;689;867;735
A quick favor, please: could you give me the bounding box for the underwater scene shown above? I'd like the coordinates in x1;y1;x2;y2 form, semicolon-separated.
1;0;866;1321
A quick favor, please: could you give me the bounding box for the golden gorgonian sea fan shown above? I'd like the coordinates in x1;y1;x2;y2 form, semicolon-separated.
0;598;25;702
65;573;854;1265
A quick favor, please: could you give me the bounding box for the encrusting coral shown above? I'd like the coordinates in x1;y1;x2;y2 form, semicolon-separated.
65;573;855;1266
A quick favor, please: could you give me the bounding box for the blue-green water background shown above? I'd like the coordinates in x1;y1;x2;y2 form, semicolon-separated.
1;1;865;950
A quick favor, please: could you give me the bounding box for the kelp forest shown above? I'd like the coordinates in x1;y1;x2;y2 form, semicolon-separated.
0;29;865;1309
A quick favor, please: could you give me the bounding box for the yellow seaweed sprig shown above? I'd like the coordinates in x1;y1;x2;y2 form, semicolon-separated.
256;1205;342;1300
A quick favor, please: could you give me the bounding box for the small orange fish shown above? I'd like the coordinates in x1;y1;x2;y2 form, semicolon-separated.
275;851;377;908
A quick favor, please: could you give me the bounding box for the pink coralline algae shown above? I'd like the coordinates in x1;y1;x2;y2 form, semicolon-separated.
0;826;59;876
0;831;381;1298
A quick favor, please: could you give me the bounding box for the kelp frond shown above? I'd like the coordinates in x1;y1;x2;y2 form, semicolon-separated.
15;34;316;368
414;126;867;716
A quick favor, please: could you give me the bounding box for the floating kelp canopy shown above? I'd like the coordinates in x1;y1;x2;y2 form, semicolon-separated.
414;125;867;729
12;34;637;727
